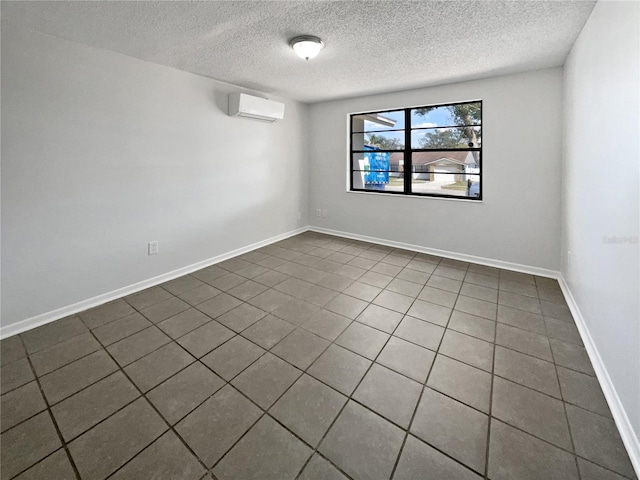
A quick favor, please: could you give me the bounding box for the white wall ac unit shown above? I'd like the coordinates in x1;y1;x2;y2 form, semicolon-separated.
228;93;285;122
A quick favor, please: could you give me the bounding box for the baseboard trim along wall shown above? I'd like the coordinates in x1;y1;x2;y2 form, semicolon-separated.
3;224;638;476
558;275;640;477
309;226;559;279
312;226;639;474
0;224;559;339
0;227;307;339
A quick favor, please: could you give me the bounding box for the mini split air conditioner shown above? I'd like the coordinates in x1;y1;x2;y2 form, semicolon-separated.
228;93;285;122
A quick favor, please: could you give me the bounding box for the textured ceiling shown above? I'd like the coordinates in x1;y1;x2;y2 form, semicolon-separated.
1;0;596;103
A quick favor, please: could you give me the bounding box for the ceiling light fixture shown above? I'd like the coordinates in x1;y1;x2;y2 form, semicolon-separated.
289;35;324;61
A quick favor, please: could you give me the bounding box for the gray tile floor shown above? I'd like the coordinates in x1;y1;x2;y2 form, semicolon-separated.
1;232;636;480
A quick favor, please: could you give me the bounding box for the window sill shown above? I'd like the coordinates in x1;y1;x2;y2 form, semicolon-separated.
346;189;483;203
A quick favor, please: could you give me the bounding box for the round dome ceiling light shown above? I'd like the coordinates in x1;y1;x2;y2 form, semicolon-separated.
289;35;324;61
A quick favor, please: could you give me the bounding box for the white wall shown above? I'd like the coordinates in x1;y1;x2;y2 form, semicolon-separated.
562;0;640;451
308;68;563;271
1;24;308;329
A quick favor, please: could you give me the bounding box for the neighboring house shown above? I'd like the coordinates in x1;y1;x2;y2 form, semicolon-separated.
389;151;477;182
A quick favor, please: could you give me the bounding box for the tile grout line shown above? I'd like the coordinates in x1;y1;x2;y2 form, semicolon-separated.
0;243;475;440
16;337;102;379
45;320;239;446
387;324;448;478
483;270;501;480
1;283;574;424
149;279;358;477
0;349;100;398
549;330;583;480
334;248;623;476
18;284;200;385
296;236;592;476
0;371;141;441
1;233;614;479
389;278;484;480
201;271;385;478
19;285;344;477
94;240;484;476
204;330;351;478
21;339;84;480
292;289;416;480
384;257;464;470
285;243;434;480
109;278;360;468
28;285;268;477
82;328;215;480
25;298;241;412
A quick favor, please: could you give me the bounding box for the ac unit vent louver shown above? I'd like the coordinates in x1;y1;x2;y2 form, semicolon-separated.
228;93;285;122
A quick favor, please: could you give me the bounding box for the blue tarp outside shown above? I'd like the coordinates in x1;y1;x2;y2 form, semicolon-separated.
363;145;389;186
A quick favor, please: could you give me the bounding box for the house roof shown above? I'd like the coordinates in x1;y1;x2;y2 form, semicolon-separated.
389;151;474;167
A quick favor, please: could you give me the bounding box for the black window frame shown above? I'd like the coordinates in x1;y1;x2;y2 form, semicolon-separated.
349;100;483;201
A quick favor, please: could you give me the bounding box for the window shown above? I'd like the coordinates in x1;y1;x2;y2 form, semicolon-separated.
349;100;482;200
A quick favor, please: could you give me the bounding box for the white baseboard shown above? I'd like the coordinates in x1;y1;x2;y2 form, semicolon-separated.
0;226;558;339
0;227;307;339
558;274;640;477
310;227;639;475
3;224;636;476
309;226;559;279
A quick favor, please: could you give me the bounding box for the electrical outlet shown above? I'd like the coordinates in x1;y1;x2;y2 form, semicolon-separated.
322;210;327;218
148;241;159;255
316;209;321;217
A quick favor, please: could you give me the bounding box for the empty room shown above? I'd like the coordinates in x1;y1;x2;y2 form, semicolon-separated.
1;1;638;479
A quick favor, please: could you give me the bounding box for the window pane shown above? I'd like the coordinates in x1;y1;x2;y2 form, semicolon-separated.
411;126;481;149
411;150;479;169
351;152;365;170
353;131;404;150
409;152;480;197
352;152;404;191
352;110;405;132
411;172;481;197
352;152;403;173
352;172;404;192
410;102;481;128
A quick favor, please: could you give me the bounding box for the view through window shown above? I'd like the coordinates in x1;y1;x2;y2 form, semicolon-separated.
350;100;482;200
